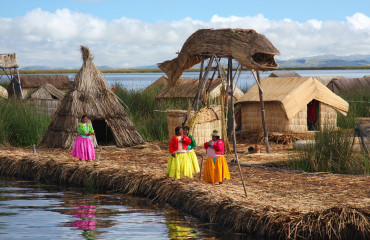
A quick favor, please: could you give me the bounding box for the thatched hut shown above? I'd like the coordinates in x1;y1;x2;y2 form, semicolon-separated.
326;76;370;95
314;76;346;88
158;28;280;87
26;83;65;117
0;85;8;99
145;75;168;91
7;74;72;98
155;77;244;102
166;106;222;146
268;71;301;77
236;77;349;133
40;46;144;148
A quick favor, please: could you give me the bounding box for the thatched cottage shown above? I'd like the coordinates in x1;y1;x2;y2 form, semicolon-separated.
236;77;349;133
40;46;144;148
7;74;71;98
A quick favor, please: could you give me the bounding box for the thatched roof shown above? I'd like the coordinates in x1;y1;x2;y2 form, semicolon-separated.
315;76;346;87
30;83;65;100
268;71;301;78
15;74;71;89
236;77;349;119
0;85;8;99
145;75;168;90
155;77;244;100
0;53;18;68
327;76;370;94
158;28;280;86
40;46;144;148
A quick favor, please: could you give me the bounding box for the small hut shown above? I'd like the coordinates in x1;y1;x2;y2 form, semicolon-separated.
315;76;346;88
7;74;71;98
155;77;244;102
326;76;370;95
145;75;168;91
40;46;144;148
236;77;349;133
26;83;65;117
268;71;301;78
166;106;222;146
0;85;8;99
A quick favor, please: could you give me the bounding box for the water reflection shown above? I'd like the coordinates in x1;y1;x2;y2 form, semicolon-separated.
72;199;97;239
166;213;197;240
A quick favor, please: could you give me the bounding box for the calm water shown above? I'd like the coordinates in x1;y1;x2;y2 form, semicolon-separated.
0;178;253;240
67;69;370;90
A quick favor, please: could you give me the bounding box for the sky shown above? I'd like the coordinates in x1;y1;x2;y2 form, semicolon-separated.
1;0;370;68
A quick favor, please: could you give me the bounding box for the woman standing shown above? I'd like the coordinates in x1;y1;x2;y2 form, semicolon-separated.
167;126;192;179
203;129;230;184
72;115;96;161
183;126;200;176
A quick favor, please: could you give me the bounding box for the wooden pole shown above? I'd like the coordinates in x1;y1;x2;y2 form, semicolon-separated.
229;57;247;197
256;70;270;153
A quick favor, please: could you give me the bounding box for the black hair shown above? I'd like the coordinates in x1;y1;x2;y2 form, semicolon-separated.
213;136;220;140
175;126;182;134
183;126;189;131
81;115;87;122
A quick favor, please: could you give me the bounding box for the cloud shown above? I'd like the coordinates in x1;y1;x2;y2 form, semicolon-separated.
0;8;370;68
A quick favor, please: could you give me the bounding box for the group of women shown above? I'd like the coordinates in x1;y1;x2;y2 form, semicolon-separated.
72;115;230;184
167;126;230;185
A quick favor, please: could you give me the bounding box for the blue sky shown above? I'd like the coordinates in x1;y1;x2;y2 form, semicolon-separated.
1;0;370;68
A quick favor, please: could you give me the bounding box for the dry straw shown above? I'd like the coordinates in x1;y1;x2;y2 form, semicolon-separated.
40;46;144;148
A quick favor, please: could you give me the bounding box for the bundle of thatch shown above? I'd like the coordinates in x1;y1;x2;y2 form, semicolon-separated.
0;53;18;68
30;83;65;100
40;46;144;148
158;28;280;86
0;85;8;99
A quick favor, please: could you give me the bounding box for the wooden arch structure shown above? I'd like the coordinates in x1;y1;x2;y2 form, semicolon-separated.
158;28;280;197
0;53;23;98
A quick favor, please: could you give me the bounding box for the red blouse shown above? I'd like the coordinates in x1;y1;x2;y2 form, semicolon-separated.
169;135;191;154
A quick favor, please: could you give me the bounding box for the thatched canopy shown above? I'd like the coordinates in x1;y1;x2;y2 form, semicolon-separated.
158;28;280;86
40;46;144;148
268;71;301;78
155;76;244;100
30;83;65;100
327;76;370;94
0;53;17;68
236;77;349;119
10;74;71;89
0;86;8;99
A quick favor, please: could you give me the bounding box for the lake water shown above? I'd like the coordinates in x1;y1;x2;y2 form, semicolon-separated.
67;69;370;90
0;177;253;240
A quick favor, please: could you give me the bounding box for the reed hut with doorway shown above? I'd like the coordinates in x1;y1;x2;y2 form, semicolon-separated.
40;46;144;148
166;106;222;146
7;74;72;98
236;77;349;133
268;71;301;78
26;83;65;117
155;77;244;103
0;86;8;99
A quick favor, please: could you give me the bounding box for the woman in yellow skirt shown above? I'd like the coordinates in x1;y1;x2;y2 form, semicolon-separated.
202;129;230;184
183;126;200;176
166;126;193;179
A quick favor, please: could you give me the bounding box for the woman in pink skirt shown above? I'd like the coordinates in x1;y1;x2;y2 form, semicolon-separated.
72;115;96;161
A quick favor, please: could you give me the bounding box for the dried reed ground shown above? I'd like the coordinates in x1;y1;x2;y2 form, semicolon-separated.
0;143;368;239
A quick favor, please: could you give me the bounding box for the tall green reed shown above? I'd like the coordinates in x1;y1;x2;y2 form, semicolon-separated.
0;98;50;146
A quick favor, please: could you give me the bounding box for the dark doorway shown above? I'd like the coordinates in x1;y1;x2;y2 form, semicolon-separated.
92;119;115;145
307;100;320;131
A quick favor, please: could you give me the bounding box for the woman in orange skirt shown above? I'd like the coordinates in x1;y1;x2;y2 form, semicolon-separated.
202;129;230;184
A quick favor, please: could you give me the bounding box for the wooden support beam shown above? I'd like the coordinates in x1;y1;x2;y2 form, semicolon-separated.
256;70;270;153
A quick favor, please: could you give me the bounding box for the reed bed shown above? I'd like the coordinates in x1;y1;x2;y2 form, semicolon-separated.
0;147;368;239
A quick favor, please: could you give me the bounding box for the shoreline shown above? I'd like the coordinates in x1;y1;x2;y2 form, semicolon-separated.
0;145;368;239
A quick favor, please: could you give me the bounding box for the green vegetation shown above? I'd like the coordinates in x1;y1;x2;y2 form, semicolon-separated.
0;98;50;146
113;84;189;141
0;81;9;88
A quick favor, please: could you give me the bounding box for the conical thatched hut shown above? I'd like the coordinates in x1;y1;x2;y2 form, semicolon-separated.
236;77;349;133
40;46;144;148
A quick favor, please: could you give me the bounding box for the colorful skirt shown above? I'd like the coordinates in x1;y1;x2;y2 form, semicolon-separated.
202;156;230;184
166;153;194;179
72;136;95;161
186;150;200;175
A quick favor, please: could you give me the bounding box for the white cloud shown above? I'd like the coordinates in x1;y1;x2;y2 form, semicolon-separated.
0;9;370;68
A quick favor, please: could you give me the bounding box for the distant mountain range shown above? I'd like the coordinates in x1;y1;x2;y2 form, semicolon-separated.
19;54;370;69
